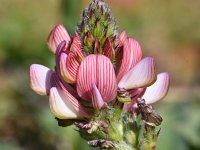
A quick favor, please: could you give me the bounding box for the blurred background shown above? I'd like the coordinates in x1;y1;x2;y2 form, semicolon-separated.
0;0;199;149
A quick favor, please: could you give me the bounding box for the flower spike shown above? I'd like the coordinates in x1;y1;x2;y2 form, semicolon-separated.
30;0;170;149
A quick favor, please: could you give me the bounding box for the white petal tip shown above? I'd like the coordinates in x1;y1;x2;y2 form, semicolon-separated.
49;87;79;119
30;64;53;95
142;72;170;104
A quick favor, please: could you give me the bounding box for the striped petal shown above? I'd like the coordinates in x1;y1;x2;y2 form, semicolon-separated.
115;31;128;65
65;51;82;82
118;57;157;90
59;33;85;83
49;87;90;119
70;33;84;60
55;41;66;73
142;72;170;104
117;30;128;47
59;53;76;83
30;64;53;95
47;24;70;53
92;84;107;110
117;38;142;82
77;54;117;102
50;73;79;99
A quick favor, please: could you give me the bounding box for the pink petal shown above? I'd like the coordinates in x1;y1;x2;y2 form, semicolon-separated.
118;31;128;45
118;57;157;90
59;53;76;83
58;33;84;83
70;33;84;59
142;72;170;104
92;84;107;110
55;41;66;73
50;73;79;99
77;54;117;102
30;64;53;95
117;38;142;82
49;87;90;119
47;24;70;53
115;31;128;64
65;51;82;82
55;41;78;84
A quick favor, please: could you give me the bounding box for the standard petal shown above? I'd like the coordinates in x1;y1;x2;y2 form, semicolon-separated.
118;57;157;90
117;38;142;82
49;87;90;119
92;84;107;110
77;54;117;102
30;64;53;95
142;72;170;104
47;24;70;53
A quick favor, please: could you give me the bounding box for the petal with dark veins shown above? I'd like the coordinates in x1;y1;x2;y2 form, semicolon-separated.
77;54;117;102
60;53;76;83
47;24;70;53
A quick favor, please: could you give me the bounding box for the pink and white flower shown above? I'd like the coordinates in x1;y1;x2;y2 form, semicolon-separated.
29;24;169;119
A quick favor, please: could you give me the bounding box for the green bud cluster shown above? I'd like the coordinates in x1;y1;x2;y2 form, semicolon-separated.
77;0;118;55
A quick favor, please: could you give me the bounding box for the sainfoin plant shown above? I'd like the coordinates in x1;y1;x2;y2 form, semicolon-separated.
29;0;169;149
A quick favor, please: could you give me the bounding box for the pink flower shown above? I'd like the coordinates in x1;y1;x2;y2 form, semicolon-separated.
29;24;169;119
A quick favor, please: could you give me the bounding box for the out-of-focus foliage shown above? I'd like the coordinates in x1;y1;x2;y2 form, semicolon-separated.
0;0;199;150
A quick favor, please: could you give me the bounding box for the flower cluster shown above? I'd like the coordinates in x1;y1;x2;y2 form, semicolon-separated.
29;0;169;149
30;24;169;119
